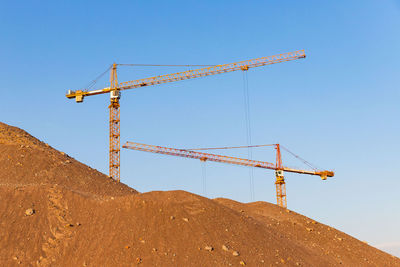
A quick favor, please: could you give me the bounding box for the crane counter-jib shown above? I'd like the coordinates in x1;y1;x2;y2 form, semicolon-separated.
282;167;334;178
122;141;334;179
66;88;111;99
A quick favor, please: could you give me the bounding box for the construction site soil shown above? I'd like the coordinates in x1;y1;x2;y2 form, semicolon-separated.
0;122;399;266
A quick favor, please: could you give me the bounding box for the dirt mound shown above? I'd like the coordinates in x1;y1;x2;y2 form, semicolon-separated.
0;122;399;266
215;198;400;266
0;122;137;197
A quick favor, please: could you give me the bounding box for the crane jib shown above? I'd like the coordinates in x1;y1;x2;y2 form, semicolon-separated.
122;141;334;179
66;50;306;101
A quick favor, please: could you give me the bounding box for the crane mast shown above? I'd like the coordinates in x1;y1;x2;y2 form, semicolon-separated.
275;144;286;208
122;141;334;207
66;50;306;182
109;64;120;181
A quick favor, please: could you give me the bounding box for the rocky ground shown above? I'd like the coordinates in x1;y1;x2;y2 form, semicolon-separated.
0;122;399;266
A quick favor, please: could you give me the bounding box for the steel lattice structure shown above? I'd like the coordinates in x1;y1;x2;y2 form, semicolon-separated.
123;141;334;208
66;50;306;182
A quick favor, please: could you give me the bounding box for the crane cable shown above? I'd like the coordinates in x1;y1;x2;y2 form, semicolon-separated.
117;63;215;67
243;71;255;202
182;144;275;151
280;145;320;171
83;65;113;90
82;63;215;91
184;144;320;172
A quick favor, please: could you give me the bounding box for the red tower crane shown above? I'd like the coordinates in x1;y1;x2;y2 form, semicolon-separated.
122;141;334;208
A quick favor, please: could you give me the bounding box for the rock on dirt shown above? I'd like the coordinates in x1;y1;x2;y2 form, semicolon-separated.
204;246;213;252
25;208;34;216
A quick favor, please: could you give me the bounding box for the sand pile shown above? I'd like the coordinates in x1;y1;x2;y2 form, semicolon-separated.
0;122;136;197
0;122;399;266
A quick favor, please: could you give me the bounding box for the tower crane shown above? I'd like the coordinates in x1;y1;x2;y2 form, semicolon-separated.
66;50;306;182
122;141;334;208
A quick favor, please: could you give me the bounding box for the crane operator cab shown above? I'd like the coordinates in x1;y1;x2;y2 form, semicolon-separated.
110;90;120;100
275;170;285;184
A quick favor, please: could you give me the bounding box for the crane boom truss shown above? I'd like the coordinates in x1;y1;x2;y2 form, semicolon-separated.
123;141;334;208
122;141;334;178
66;50;305;100
118;50;306;91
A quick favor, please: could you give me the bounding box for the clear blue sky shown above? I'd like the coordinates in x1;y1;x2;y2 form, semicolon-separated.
1;0;399;257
